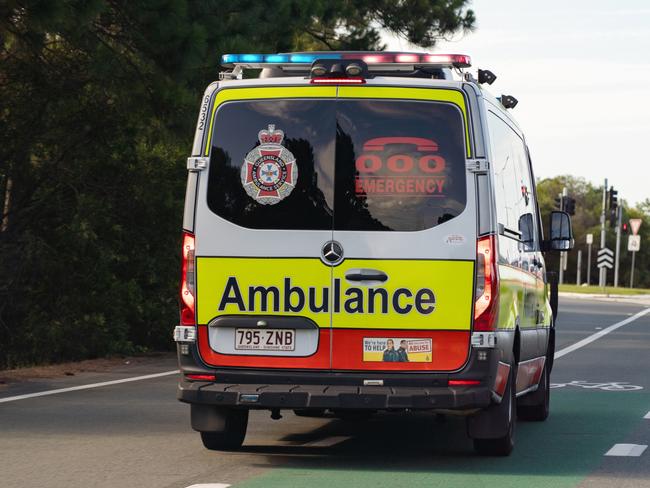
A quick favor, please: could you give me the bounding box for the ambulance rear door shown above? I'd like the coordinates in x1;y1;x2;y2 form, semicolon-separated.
330;86;477;372
193;86;337;370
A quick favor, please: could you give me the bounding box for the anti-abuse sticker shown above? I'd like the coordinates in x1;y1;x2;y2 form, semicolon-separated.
363;337;432;363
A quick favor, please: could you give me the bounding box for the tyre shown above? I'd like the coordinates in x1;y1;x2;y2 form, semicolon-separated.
517;361;550;421
199;408;249;451
293;409;327;418
471;367;516;456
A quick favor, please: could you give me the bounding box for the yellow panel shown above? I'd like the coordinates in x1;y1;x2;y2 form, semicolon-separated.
338;86;471;156
204;86;337;155
332;259;474;330
196;257;332;327
197;257;474;330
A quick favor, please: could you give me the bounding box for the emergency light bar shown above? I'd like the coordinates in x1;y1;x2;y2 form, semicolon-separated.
220;52;471;69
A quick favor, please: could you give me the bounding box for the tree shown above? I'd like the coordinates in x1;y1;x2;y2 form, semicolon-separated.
536;176;650;288
0;1;475;367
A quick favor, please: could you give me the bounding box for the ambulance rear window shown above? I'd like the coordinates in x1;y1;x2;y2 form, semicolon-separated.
206;98;466;231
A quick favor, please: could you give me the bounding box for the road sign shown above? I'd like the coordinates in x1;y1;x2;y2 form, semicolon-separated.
597;247;614;269
628;235;641;252
630;218;642;236
586;233;593;244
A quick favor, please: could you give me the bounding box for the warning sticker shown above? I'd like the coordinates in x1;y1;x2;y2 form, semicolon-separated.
362;337;432;363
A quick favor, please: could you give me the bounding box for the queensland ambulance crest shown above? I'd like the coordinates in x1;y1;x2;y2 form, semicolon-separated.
240;124;298;205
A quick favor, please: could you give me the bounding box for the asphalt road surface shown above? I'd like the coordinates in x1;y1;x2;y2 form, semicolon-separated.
2;296;650;488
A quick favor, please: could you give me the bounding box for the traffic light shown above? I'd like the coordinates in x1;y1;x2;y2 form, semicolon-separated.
564;196;576;215
610;208;617;227
554;194;564;210
608;186;618;211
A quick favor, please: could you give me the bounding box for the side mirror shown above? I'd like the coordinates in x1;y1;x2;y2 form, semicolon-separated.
518;212;535;251
544;211;574;252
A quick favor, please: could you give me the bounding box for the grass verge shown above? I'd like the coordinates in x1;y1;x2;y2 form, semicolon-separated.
559;284;650;295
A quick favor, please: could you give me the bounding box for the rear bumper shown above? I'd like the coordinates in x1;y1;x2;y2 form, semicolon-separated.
178;379;491;410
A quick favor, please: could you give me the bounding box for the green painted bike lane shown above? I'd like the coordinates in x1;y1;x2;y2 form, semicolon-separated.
234;389;650;488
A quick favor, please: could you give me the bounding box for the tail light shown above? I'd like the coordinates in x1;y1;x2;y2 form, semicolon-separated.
474;235;499;331
180;232;195;325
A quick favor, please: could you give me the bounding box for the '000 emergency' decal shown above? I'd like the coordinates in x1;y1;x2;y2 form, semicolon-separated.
196;258;474;330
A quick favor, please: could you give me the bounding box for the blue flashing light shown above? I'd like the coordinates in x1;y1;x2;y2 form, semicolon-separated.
221;52;344;65
221;54;239;64
240;54;264;63
289;53;342;63
263;54;289;63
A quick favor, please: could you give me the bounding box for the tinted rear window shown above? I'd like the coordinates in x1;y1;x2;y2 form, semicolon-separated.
207;98;466;231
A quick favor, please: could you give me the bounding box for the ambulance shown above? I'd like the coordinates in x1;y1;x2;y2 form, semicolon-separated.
174;52;574;456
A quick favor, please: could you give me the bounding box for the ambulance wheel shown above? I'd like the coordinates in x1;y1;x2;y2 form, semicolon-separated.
199;409;248;451
517;361;550;421
470;367;516;457
293;409;327;418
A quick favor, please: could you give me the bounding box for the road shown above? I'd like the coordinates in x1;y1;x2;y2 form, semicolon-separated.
1;296;649;488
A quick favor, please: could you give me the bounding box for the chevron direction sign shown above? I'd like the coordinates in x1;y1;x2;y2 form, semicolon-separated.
597;247;614;269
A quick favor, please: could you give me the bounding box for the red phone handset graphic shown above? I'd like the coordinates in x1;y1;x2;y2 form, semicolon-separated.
355;137;446;174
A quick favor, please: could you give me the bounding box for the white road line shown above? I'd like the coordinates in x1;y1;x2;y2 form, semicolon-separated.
2;308;649;404
185;484;231;488
0;370;179;404
555;307;650;359
644;411;650;419
302;436;352;447
605;444;648;457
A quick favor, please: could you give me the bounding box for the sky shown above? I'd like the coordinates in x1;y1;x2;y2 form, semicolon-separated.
383;0;650;207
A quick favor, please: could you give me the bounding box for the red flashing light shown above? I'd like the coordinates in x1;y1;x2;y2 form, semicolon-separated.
310;77;366;85
186;374;216;382
449;379;481;386
180;232;195;325
474;235;499;331
395;53;419;63
422;53;472;67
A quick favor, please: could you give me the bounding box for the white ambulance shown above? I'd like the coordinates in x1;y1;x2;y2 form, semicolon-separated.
174;52;574;456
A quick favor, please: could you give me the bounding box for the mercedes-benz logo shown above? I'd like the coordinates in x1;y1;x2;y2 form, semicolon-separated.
321;240;344;266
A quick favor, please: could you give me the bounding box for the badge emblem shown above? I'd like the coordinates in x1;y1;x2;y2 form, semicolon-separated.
241;124;298;205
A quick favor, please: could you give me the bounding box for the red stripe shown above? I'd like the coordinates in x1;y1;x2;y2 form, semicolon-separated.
197;326;469;371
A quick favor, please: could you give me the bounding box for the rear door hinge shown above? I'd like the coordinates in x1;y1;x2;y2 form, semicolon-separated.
187;156;208;172
466;159;489;173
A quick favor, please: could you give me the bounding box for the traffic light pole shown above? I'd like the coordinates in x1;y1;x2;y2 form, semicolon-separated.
599;178;607;287
559;187;568;285
614;205;622;287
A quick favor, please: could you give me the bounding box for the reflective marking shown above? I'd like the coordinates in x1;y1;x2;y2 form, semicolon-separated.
644;411;650;419
555;308;650;359
605;444;648;457
303;436;352;447
0;370;179;404
185;484;231;488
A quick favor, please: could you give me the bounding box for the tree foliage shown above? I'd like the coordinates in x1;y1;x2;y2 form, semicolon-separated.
537;176;650;288
0;1;474;368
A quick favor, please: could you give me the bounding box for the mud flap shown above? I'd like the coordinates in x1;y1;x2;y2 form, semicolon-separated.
466;366;515;439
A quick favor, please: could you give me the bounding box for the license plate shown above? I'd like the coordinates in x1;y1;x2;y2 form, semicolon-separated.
235;328;296;351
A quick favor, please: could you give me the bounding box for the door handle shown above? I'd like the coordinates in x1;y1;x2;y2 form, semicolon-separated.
345;268;388;283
